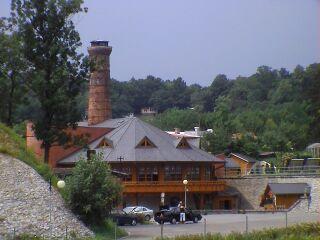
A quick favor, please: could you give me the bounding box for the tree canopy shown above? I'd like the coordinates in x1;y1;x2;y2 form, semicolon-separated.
5;0;88;163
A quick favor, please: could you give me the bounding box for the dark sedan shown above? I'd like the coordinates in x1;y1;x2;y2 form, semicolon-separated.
154;207;202;224
111;209;139;226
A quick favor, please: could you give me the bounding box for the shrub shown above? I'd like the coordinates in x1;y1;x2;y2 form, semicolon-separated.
65;153;122;225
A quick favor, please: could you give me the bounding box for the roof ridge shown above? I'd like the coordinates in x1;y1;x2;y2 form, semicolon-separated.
113;117;135;148
105;118;131;140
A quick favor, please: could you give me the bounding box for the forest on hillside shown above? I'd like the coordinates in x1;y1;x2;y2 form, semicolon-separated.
1;56;319;157
1;1;318;164
110;64;319;157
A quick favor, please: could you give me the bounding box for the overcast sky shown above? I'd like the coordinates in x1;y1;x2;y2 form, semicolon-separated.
1;0;319;86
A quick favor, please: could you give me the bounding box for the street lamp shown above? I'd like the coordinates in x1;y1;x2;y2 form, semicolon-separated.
183;179;188;208
49;179;66;238
160;192;165;207
57;180;66;189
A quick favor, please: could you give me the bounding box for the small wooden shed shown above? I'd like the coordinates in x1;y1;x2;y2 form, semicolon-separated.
260;183;310;209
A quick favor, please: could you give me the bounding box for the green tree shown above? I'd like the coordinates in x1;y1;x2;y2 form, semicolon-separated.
0;20;26;126
66;153;122;225
150;108;199;131
11;0;88;163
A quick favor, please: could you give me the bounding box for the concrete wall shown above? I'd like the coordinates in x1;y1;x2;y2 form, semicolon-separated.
225;177;320;212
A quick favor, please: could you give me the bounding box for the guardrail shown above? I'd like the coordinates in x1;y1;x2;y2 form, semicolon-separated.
221;166;320;178
123;180;226;193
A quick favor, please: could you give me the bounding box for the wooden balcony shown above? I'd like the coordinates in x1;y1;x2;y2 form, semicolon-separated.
123;180;226;193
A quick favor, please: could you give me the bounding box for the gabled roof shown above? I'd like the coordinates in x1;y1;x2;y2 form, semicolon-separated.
96;137;113;148
307;143;320;149
268;183;309;195
49;126;112;165
175;137;191;149
58;117;221;165
230;153;257;163
225;158;240;168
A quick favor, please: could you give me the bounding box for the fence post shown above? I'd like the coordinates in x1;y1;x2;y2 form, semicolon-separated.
114;221;117;240
285;211;288;228
65;226;68;239
245;215;248;234
13;227;15;240
204;218;207;237
160;222;164;239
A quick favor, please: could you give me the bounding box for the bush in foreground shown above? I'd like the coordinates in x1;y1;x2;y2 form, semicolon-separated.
65;153;122;225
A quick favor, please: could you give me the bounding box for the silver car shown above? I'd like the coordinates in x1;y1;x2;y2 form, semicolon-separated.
123;206;154;221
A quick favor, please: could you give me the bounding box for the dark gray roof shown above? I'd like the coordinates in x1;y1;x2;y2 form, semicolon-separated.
306;143;320;149
268;183;310;195
231;153;257;163
59;117;221;164
225;158;240;168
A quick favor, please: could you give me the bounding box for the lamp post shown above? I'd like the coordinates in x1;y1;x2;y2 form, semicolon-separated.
183;179;188;208
49;178;66;239
160;192;165;206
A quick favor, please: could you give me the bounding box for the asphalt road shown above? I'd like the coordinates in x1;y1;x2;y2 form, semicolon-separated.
121;212;320;240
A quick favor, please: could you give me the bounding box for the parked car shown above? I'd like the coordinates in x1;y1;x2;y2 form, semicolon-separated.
110;209;139;226
123;206;154;221
154;207;202;224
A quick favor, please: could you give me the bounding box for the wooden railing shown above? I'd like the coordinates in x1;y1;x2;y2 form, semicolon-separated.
123;180;226;193
220;166;320;178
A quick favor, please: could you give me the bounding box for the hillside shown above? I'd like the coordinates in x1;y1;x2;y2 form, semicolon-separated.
0;124;93;238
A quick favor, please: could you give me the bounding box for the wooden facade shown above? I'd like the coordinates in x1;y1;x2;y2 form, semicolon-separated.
111;162;226;209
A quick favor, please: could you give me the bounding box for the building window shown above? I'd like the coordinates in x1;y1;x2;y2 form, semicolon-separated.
176;138;191;149
164;165;182;181
136;136;156;148
186;166;200;180
97;138;113;148
138;166;158;182
113;166;132;182
205;166;215;180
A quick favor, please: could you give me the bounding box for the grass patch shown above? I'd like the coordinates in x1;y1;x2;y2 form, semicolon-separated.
90;219;128;240
0;123;58;188
155;222;320;240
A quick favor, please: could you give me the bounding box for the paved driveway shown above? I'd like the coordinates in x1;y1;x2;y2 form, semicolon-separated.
122;212;320;240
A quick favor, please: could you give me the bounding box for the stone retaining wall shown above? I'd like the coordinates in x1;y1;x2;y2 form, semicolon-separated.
225;177;320;212
0;154;93;238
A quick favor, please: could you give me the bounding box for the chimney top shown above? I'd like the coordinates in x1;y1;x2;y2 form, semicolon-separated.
90;40;109;47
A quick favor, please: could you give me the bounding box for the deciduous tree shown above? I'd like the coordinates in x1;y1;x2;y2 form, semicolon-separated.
11;0;88;162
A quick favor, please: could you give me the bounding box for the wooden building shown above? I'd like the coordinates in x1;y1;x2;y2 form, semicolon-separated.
260;183;310;209
26;40;231;210
216;153;257;177
53;117;227;209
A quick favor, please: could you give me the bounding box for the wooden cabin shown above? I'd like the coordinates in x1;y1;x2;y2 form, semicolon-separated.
216;153;257;177
260;183;310;210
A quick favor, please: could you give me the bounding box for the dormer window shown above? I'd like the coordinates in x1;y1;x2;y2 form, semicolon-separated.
97;138;113;148
136;136;156;148
176;137;191;149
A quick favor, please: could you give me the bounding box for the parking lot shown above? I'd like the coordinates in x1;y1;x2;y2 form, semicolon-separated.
122;212;320;240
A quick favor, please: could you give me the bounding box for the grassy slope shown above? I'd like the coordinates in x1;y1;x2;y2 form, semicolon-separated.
0;122;57;184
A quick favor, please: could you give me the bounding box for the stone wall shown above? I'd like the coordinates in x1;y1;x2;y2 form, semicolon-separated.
225;176;320;212
0;154;93;238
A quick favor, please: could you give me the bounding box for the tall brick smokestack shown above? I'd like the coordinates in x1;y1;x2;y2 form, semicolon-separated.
87;40;112;125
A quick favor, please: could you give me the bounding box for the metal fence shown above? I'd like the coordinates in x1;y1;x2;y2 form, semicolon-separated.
157;211;320;239
222;166;320;178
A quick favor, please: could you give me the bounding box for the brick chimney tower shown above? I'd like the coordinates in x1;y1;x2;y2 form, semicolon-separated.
87;40;112;125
